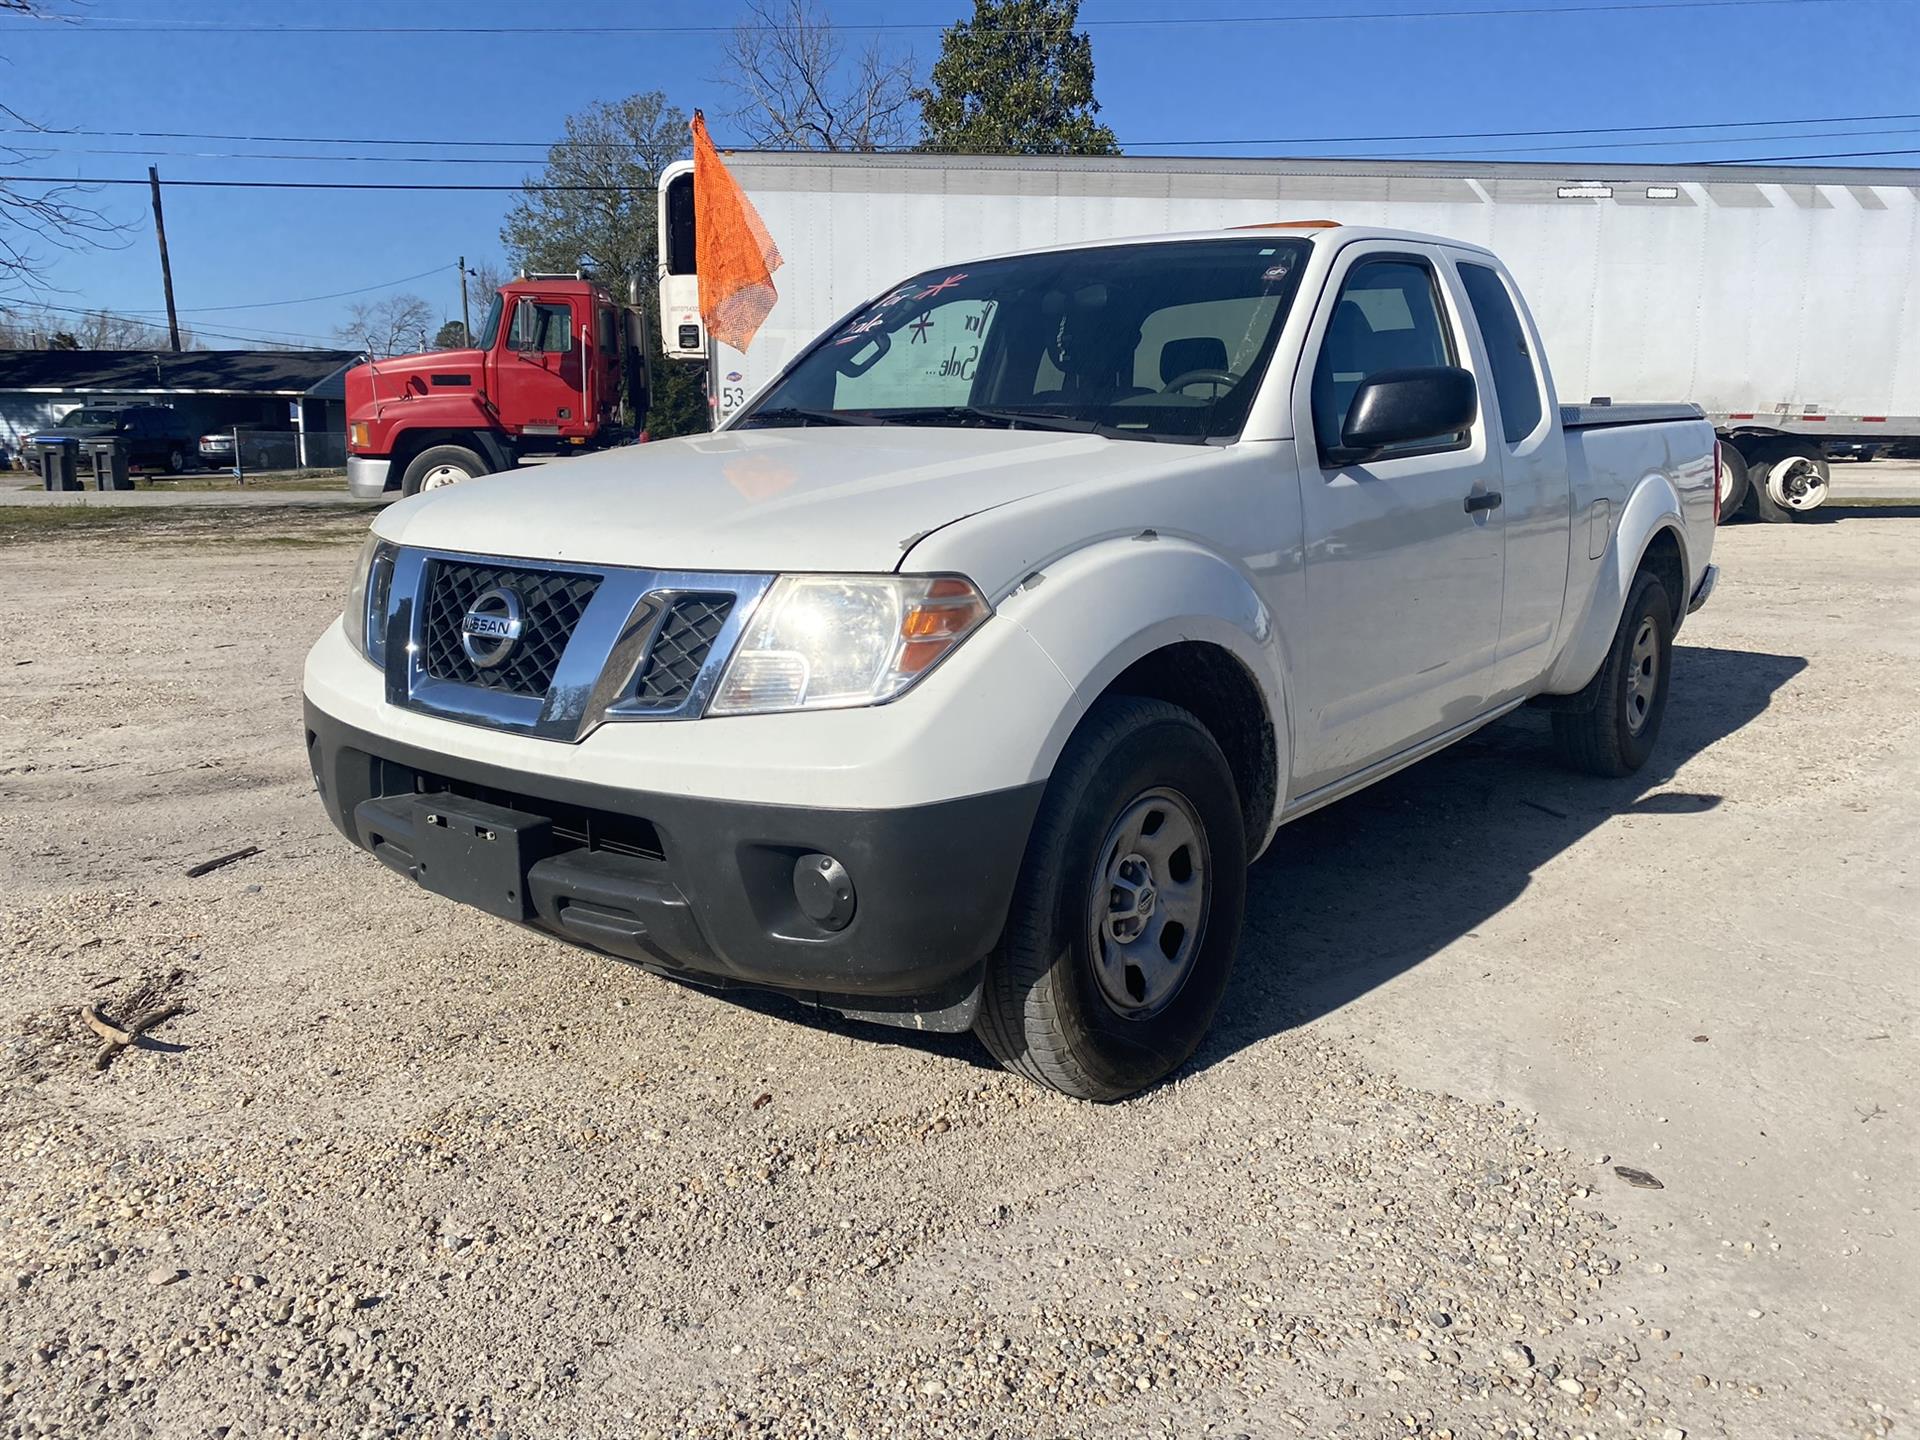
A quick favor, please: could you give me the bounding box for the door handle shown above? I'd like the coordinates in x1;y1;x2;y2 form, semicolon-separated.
1464;490;1503;514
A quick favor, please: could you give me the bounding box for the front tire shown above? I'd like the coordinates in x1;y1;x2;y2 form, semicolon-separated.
1552;571;1673;777
400;444;488;496
165;446;185;475
974;695;1247;1102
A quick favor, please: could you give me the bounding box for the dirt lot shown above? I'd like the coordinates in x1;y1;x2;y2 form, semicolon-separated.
1;507;1913;1439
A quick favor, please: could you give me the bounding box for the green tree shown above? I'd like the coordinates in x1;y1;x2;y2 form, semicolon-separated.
917;0;1119;156
433;319;469;350
501;92;706;438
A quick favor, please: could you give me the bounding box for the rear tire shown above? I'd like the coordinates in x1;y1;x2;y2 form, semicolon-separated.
165;446;185;475
1551;571;1673;777
400;444;487;496
974;695;1247;1102
1716;444;1749;524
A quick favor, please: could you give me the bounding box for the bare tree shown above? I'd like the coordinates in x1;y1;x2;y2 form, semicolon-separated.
334;293;435;358
718;0;918;152
0;5;130;297
0;304;199;350
464;259;508;324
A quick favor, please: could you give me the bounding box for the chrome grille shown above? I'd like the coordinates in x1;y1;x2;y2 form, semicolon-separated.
631;595;736;707
421;560;601;697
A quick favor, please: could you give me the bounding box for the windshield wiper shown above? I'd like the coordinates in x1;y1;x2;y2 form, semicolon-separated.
736;406;885;428
876;405;1174;443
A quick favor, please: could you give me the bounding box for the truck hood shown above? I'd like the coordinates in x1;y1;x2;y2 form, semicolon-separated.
375;427;1205;577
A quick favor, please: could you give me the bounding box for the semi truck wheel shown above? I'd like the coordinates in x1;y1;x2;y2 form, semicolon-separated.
1551;570;1673;778
1716;444;1749;524
1743;444;1828;522
974;695;1247;1102
400;445;487;496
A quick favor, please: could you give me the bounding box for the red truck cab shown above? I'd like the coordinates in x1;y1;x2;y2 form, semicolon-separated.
345;275;648;498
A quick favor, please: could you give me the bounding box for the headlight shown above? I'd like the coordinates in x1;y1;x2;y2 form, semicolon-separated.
348;421;370;450
342;533;396;665
709;574;990;715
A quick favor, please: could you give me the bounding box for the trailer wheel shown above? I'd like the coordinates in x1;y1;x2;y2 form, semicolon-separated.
400;445;487;496
1716;444;1749;524
1743;443;1828;522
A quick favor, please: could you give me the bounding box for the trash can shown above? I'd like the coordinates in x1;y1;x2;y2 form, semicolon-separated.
85;435;133;491
37;438;79;491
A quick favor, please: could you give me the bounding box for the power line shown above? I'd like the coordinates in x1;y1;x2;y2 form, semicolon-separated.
0;175;622;192
8;0;1865;32
123;264;454;314
9;108;1920;157
1702;146;1920;163
18;124;1920;169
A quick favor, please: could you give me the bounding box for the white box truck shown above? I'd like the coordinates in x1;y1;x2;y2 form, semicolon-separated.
658;151;1920;520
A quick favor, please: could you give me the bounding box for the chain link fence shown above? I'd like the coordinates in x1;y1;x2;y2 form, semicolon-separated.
199;426;347;472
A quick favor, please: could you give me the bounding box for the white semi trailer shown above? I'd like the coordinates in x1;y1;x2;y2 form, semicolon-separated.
658;151;1920;521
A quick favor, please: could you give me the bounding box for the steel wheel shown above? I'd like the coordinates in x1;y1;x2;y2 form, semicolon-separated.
1086;786;1211;1020
419;463;470;490
1624;616;1660;735
1765;453;1829;511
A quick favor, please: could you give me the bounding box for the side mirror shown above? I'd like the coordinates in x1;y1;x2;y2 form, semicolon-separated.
1329;366;1476;466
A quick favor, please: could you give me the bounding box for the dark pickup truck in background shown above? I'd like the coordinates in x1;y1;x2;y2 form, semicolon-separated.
19;404;200;475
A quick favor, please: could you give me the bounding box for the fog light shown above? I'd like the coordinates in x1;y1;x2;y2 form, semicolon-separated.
793;853;855;932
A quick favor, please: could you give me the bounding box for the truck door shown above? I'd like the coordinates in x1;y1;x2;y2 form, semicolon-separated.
492;295;588;439
1451;257;1570;693
1288;243;1507;792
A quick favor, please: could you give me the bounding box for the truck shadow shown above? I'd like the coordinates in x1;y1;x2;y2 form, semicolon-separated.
717;643;1807;1090
1199;642;1807;1077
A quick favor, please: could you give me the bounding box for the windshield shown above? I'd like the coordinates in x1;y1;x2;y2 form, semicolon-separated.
473;292;504;350
740;238;1311;444
60;409;123;427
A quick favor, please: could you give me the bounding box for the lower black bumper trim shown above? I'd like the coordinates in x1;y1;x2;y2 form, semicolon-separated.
304;700;1042;1023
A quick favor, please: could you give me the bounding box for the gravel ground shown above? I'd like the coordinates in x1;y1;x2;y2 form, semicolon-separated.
0;508;1912;1439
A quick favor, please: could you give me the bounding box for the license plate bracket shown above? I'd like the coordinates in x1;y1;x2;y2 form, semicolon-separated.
409;795;553;922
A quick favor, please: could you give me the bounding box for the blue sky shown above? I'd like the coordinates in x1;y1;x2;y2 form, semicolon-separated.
2;0;1916;348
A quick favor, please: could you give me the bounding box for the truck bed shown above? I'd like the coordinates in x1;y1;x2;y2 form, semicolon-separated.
1560;402;1705;431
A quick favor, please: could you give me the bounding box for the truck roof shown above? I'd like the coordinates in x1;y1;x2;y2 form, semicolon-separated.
502;276;612;295
958;222;1499;268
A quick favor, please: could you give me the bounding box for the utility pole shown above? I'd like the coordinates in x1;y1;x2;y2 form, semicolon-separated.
147;166;182;353
458;256;470;342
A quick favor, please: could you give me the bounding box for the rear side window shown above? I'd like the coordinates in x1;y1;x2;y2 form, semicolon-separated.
1311;256;1460;458
1458;262;1543;445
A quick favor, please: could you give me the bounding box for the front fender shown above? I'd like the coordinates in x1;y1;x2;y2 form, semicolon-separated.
995;534;1293;848
1542;471;1689;695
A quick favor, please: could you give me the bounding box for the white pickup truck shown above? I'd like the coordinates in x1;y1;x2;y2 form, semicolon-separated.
304;225;1718;1100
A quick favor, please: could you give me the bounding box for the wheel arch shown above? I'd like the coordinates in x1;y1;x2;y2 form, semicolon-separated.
1541;469;1692;696
387;426;511;479
997;535;1294;856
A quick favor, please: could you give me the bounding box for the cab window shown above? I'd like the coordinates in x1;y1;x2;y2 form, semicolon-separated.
1457;262;1544;445
509;300;574;353
1311;256;1463;461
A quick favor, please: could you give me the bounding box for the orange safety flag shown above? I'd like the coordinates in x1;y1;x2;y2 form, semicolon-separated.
691;112;783;352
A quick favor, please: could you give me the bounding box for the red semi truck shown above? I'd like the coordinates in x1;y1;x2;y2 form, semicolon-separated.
344;274;651;498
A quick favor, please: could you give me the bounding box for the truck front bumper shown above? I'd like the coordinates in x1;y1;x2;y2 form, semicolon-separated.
303;701;1042;1031
346;456;392;498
